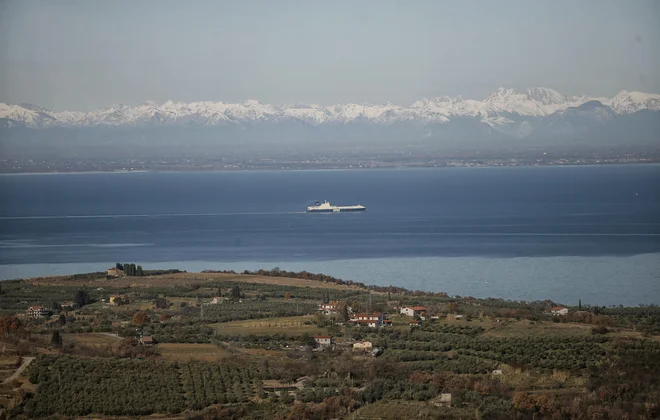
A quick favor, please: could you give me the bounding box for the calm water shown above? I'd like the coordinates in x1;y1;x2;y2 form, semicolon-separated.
1;166;659;305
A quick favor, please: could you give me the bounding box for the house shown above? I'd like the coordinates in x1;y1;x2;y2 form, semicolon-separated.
433;393;452;408
409;319;422;327
400;306;427;318
60;301;75;310
313;335;332;347
319;301;339;315
353;341;373;351
109;295;127;306
27;306;48;319
550;306;569;316
210;297;226;304
107;268;124;277
492;369;503;376
139;335;154;346
261;380;302;396
350;313;383;328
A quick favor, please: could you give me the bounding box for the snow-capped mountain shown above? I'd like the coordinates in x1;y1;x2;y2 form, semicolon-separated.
607;91;660;114
2;87;658;129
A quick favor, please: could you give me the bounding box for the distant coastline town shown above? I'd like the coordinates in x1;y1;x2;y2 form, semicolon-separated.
2;149;659;174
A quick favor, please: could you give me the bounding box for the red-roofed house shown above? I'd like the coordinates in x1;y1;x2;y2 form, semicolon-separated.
550;306;569;316
350;313;383;328
139;335;154;346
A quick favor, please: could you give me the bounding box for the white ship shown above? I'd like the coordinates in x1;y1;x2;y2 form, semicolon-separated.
307;200;366;213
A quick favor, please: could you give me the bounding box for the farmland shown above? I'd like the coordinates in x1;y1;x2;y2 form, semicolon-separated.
209;315;326;336
1;269;659;419
156;343;232;362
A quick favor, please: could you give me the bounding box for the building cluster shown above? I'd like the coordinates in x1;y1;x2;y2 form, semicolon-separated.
317;300;434;329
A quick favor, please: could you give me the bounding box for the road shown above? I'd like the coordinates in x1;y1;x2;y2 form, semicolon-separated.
3;356;35;384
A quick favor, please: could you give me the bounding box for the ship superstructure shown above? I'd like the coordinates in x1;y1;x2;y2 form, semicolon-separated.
306;201;366;213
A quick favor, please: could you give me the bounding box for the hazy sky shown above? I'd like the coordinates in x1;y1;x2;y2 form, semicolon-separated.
1;0;659;111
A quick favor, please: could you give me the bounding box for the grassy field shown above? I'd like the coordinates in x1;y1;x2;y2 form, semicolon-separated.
0;356;19;382
61;333;122;346
347;400;463;419
156;343;232;362
481;319;592;338
209;315;326;336
30;271;362;290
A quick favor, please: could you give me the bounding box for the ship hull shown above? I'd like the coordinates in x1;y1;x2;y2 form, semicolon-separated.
307;207;366;213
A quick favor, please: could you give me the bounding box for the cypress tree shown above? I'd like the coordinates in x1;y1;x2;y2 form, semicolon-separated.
231;286;241;300
51;331;63;347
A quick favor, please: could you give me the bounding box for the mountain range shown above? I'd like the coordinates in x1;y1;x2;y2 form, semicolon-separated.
2;87;659;129
1;87;659;160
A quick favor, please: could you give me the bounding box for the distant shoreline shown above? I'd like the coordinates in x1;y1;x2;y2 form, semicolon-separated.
1;160;659;175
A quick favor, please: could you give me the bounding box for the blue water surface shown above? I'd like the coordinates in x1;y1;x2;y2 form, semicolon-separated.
1;165;659;305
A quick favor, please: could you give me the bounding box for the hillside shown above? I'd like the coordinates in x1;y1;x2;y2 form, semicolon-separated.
0;269;659;419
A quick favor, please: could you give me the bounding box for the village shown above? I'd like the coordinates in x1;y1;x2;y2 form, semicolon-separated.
1;268;654;420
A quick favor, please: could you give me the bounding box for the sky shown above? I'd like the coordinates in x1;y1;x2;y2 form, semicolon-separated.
1;0;659;111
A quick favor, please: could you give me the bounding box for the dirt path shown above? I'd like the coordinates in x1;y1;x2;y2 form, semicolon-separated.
3;356;35;384
96;332;122;340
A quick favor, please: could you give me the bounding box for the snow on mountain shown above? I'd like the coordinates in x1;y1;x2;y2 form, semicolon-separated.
1;87;658;129
482;87;591;117
607;91;660;114
0;103;57;127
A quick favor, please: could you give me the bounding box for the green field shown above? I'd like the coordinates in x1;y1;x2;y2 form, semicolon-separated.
209;315;326;336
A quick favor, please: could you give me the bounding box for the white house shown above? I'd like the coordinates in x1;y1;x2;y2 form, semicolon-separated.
27;306;48;319
318;301;339;315
353;341;373;351
350;313;383;328
400;306;427;318
313;335;332;347
550;306;569;316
